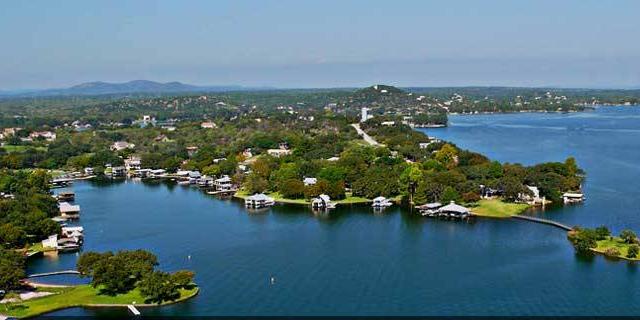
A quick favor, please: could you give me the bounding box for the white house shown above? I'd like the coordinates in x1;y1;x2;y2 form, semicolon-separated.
201;121;217;129
267;149;292;157
214;175;235;191
29;131;56;141
124;157;142;171
111;141;135;151
42;235;58;249
303;177;317;186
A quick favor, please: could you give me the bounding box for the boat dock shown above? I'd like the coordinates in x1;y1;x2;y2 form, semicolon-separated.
512;215;573;231
127;304;141;316
27;270;80;278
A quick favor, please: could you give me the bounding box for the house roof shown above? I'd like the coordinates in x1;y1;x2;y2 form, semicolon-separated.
216;176;232;183
247;193;273;201
439;201;469;214
59;202;80;213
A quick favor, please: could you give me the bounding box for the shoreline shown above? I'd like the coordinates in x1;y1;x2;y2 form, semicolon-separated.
3;284;199;319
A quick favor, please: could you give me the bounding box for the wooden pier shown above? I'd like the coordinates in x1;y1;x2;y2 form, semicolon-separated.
512;215;573;231
128;304;141;316
27;270;80;278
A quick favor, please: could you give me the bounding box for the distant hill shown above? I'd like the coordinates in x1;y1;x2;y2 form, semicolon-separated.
4;80;269;97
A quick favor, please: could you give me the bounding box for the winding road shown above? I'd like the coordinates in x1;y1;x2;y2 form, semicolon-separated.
351;123;382;146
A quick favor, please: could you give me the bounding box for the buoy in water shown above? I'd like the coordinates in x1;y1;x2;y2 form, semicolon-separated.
270;276;276;285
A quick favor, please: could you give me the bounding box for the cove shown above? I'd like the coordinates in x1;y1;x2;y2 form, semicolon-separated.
30;106;640;316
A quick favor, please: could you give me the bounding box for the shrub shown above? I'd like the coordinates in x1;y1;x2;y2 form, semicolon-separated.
620;230;637;244
627;245;640;259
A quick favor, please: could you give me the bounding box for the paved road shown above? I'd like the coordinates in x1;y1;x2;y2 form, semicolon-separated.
351;123;381;146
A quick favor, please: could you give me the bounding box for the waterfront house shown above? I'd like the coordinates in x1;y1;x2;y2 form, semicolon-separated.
197;176;215;188
372;196;393;208
132;169;152;178
84;167;94;175
124;157;142;171
59;202;80;219
214;175;235;191
480;184;503;198
519;185;544;205
303;177;317;186
245;193;275;208
111;141;135;151
311;194;336;210
110;166;127;177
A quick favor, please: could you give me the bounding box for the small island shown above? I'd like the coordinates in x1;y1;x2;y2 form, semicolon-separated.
2;250;198;318
568;227;640;261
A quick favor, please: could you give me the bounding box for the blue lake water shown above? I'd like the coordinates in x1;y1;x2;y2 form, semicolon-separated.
31;107;640;316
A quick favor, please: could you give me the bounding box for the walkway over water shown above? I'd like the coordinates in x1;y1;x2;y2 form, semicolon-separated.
512;215;573;231
27;270;80;278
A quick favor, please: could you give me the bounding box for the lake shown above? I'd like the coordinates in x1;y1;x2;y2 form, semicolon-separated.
31;107;640;316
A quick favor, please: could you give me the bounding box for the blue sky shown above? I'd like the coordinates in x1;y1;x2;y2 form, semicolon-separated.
1;0;639;89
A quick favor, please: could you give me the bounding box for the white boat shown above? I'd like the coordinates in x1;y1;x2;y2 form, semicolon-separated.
372;196;393;208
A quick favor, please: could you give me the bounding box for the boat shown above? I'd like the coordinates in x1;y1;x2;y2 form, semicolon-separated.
563;192;585;204
57;191;75;202
372;196;393;208
311;194;336;210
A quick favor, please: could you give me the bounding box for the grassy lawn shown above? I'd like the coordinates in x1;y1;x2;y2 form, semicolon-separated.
471;199;530;218
3;285;199;318
234;190;372;205
593;237;640;261
26;242;56;254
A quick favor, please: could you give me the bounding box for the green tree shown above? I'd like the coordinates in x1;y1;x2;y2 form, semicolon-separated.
278;179;305;199
245;173;268;194
440;186;460;203
620;230;637;244
170;270;195;288
568;228;597;255
0;248;26;290
627;244;640;259
138;271;179;304
594;226;611;240
434;144;458;169
0;224;26;248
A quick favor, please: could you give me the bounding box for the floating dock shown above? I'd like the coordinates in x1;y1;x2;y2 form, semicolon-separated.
127;304;141;316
